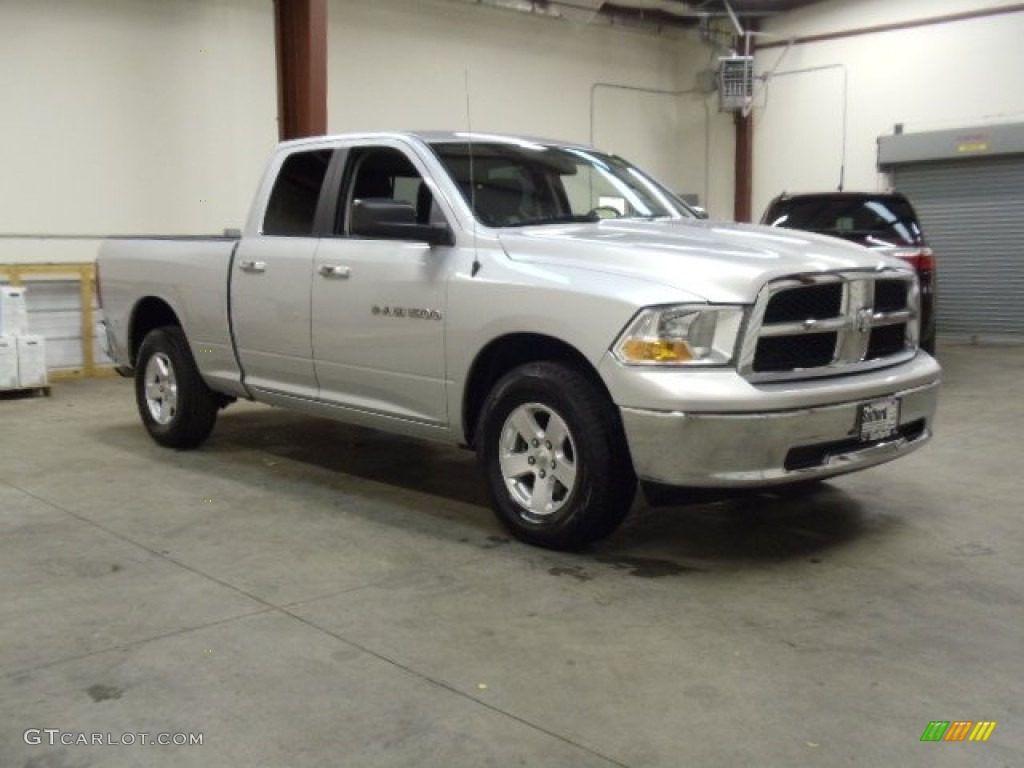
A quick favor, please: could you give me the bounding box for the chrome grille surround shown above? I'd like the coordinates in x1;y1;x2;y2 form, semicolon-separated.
738;269;920;383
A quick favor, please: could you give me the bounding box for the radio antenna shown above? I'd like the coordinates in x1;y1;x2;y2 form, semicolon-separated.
465;68;481;277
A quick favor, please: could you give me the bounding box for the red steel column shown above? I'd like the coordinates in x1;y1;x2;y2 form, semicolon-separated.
274;0;327;140
734;109;753;222
733;24;755;223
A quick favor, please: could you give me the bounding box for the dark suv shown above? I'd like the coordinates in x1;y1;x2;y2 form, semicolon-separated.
760;192;936;355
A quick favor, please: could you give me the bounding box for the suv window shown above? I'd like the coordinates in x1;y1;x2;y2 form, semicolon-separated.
263;149;332;236
763;195;922;247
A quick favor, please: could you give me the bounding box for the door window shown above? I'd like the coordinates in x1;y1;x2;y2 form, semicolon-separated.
263;149;332;236
341;147;441;232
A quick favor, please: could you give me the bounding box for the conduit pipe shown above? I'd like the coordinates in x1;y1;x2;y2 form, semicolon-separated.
756;3;1024;49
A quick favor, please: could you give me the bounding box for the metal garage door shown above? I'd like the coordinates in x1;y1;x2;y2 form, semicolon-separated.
893;155;1024;341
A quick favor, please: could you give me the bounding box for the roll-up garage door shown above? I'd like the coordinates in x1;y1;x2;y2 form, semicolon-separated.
893;155;1024;341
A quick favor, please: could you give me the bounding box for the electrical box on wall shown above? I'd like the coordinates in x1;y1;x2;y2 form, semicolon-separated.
718;56;753;111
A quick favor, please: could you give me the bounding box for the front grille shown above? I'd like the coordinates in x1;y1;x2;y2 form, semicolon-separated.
866;323;906;359
763;283;842;323
741;271;919;382
755;334;837;372
874;280;908;313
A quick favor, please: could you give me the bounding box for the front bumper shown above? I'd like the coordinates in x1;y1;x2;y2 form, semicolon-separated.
609;355;940;487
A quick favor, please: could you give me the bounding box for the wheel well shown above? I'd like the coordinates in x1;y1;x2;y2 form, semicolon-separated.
129;298;180;364
462;333;611;447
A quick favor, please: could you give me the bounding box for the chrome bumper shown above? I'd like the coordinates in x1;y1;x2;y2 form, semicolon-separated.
618;376;939;488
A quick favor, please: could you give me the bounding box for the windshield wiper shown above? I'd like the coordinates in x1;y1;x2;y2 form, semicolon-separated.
511;214;597;227
505;212;671;227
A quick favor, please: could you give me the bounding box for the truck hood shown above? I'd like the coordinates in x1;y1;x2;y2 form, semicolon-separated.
497;219;904;304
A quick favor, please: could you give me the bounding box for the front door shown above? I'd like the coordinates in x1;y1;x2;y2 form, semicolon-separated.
311;143;451;424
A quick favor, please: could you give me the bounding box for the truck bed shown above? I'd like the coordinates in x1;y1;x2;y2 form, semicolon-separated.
98;236;244;394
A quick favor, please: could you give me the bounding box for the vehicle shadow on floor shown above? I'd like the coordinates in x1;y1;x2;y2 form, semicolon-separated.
98;407;875;566
210;407;494;507
605;484;872;567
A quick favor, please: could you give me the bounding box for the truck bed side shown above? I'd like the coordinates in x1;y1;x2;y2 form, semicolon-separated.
98;236;245;397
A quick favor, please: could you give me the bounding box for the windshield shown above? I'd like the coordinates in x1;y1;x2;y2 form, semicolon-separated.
428;140;692;228
765;196;923;247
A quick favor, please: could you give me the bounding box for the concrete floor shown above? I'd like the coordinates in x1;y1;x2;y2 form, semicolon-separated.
1;343;1021;767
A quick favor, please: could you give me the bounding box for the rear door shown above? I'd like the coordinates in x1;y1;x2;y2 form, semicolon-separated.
232;147;335;399
311;141;452;424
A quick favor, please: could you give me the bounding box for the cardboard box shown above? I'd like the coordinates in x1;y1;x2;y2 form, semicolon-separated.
16;335;48;388
0;286;29;336
0;336;17;390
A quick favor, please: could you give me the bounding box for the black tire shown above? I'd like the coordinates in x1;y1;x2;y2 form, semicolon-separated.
135;326;218;449
475;362;637;550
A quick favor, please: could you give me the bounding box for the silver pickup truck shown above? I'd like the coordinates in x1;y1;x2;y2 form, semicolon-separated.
98;131;941;549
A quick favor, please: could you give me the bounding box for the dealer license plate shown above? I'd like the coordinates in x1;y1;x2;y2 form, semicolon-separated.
858;397;901;442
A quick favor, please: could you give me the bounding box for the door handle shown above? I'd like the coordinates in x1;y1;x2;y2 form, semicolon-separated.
318;264;352;279
238;259;266;273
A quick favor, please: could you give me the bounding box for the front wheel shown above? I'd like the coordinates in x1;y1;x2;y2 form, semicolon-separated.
135;326;218;449
476;362;636;550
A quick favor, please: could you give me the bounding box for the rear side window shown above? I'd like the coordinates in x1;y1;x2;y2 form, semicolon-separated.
263;149;332;236
765;196;922;247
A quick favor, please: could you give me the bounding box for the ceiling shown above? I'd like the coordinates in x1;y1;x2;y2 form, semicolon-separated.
451;1;825;34
698;0;822;12
598;0;824;28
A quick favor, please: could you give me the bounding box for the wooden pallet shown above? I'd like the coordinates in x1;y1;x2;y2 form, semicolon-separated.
1;262;100;379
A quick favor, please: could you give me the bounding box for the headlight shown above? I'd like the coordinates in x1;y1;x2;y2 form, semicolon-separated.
612;305;745;366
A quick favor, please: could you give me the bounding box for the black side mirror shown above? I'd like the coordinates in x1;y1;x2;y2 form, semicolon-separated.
351;199;454;246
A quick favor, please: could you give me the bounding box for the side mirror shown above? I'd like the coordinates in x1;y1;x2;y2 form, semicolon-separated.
691;206;709;220
351;199;454;246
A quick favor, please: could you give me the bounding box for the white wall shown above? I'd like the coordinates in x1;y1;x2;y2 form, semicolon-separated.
7;0;1022;258
752;0;1024;217
326;0;735;215
1;0;739;271
0;0;278;265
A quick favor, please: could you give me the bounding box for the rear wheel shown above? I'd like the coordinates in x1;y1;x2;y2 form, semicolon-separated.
476;362;636;550
135;326;218;449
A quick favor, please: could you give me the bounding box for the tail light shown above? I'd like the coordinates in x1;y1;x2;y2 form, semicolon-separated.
890;247;935;273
